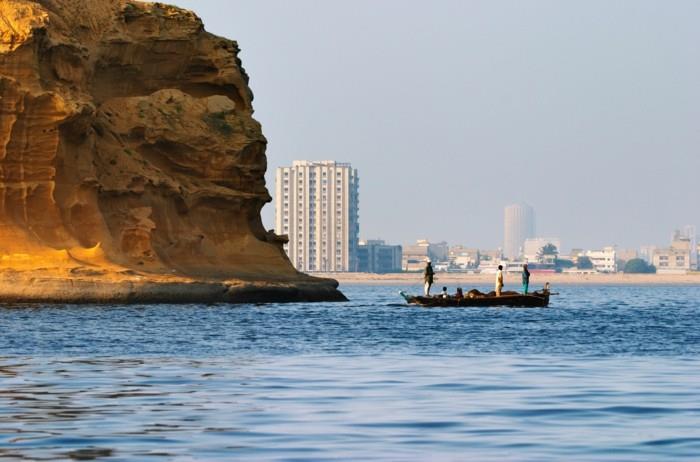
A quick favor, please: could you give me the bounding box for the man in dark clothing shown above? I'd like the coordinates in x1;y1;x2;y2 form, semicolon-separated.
424;261;434;296
522;264;531;294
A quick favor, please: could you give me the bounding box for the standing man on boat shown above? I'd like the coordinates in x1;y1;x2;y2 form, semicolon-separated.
424;260;435;296
522;263;530;294
495;265;504;296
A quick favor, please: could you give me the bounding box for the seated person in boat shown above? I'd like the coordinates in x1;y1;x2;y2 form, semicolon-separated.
440;286;448;299
455;287;464;300
532;282;551;296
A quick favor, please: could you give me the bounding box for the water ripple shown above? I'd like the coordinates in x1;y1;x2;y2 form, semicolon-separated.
1;285;700;460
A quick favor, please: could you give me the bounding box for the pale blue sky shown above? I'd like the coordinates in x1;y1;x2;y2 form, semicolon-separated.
170;0;699;251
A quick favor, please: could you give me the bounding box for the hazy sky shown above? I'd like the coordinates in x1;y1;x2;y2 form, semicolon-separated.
170;0;699;251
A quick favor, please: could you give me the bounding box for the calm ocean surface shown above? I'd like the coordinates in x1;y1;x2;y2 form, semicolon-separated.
2;284;700;461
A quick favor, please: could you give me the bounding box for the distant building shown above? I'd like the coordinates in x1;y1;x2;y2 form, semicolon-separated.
639;245;657;264
479;249;503;263
357;240;402;273
402;241;429;272
616;249;638;263
504;203;535;260
653;230;694;274
569;249;584;261
523;237;562;263
614;248;638;271
449;246;480;270
503;261;529;273
681;226;697;270
585;247;617;273
477;260;501;274
402;240;449;271
477;249;504;273
429;241;449;263
653;247;690;274
275;160;359;272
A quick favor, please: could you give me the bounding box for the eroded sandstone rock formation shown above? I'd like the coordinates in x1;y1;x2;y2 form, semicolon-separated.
0;0;344;302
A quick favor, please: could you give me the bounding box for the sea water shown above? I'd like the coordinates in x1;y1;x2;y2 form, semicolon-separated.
1;284;700;461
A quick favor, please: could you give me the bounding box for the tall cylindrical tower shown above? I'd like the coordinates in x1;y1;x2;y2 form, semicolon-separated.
504;203;535;261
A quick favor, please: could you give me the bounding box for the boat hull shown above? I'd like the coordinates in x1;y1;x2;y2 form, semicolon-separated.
400;291;550;308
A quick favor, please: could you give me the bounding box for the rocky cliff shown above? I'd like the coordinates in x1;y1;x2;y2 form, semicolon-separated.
0;0;344;302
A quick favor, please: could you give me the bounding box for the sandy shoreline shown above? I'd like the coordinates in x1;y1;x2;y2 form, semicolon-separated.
319;272;700;286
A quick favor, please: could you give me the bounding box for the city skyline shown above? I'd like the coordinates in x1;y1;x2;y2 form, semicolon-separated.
358;223;698;254
271;155;698;273
272;159;696;253
170;0;700;250
273;157;699;255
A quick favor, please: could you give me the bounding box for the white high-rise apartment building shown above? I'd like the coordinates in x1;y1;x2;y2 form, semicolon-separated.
275;161;359;272
503;203;535;260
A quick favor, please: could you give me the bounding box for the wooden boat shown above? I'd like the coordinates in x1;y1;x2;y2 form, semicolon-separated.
400;288;551;308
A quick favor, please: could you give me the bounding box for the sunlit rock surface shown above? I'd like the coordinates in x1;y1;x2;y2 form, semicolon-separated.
0;0;344;302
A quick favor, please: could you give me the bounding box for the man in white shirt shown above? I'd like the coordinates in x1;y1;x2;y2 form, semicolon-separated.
495;265;504;296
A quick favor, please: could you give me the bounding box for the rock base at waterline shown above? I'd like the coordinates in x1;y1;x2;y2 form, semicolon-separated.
0;270;346;304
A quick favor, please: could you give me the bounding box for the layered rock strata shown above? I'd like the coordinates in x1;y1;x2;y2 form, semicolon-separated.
0;0;344;303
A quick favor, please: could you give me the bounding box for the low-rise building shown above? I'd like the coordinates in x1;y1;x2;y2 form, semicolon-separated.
476;249;505;273
402;239;449;271
569;249;584;264
357;240;402;273
503;261;528;273
402;241;429;271
428;241;449;263
477;260;501;274
479;249;502;263
449;246;480;270
639;245;657;264
652;248;690;273
616;248;638;267
653;232;693;274
585;247;617;273
523;238;562;263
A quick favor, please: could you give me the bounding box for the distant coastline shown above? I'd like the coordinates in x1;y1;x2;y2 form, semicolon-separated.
318;272;700;286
